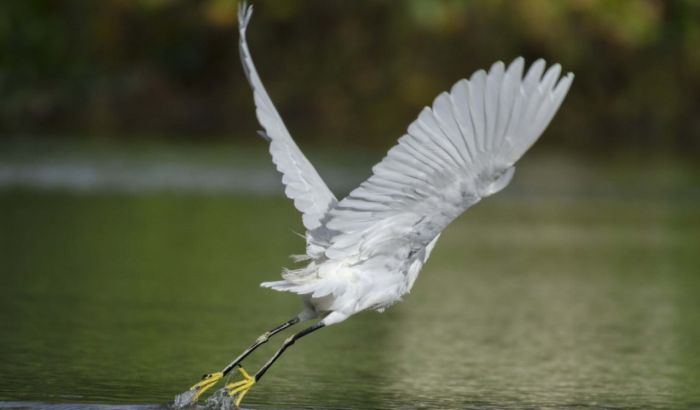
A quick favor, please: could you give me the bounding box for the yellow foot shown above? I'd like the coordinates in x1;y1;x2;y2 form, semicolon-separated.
225;366;256;407
188;371;224;402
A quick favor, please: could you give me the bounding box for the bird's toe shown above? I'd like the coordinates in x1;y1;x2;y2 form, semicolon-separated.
225;366;257;407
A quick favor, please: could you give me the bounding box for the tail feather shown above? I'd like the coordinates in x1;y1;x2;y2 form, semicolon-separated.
261;280;294;291
261;277;341;299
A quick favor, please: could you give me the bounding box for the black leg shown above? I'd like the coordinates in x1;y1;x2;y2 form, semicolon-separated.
179;316;304;406
254;322;325;381
222;316;300;376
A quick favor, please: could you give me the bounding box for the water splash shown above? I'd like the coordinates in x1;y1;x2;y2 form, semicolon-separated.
203;389;237;410
172;388;199;409
171;387;239;410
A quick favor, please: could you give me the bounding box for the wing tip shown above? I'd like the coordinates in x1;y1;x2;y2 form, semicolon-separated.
490;60;505;74
238;1;254;33
554;71;575;99
469;68;487;82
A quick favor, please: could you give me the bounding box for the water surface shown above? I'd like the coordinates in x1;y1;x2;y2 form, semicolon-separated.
0;151;698;409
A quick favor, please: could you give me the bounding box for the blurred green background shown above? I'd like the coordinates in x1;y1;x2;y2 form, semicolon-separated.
1;1;699;409
1;0;699;154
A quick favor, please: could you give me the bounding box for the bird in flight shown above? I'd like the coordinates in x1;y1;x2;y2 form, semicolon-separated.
176;2;573;407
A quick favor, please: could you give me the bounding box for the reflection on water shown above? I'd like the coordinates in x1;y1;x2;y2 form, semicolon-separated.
0;139;366;194
0;151;699;409
0;403;164;410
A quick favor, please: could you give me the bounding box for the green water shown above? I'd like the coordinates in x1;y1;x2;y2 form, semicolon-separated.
1;173;699;409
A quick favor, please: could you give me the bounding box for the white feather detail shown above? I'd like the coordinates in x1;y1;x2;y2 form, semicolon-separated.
320;58;573;263
241;5;574;314
238;3;336;233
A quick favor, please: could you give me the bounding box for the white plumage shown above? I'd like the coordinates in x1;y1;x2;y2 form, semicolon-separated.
238;4;573;326
173;5;575;406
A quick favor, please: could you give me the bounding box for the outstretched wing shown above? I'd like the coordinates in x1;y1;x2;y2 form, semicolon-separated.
322;58;573;260
238;3;336;231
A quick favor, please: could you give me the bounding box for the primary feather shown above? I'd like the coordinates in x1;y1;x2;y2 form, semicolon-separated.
238;3;573;323
238;4;336;234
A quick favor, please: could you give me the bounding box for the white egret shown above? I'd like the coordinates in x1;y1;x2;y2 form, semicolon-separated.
177;2;573;407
